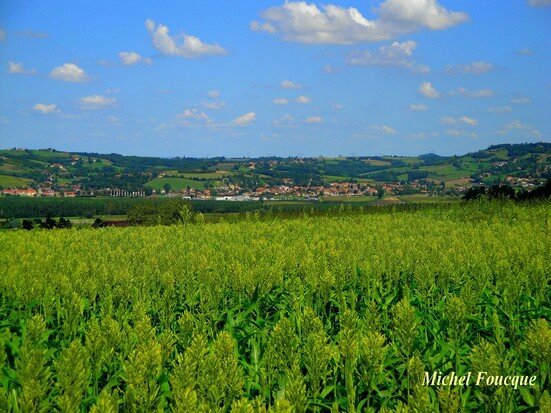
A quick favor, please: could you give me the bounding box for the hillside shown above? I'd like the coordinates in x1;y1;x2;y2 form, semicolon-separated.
0;142;549;198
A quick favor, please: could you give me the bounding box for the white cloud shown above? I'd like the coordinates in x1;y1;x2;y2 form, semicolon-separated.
372;124;396;134
295;95;312;104
251;0;468;44
502;120;541;136
346;40;429;73
281;80;302;89
33;103;58;114
517;48;534;56
450;87;495;98
332;102;344;110
305;116;323;123
180;108;209;121
273;97;289;105
145;19;227;58
445;61;495;75
459;116;478;126
118;51;152;66
510;96;532;105
232;112;256;126
441;116;456;125
527;0;551;7
207;90;221;98
446;129;478;139
442;116;478;126
79;95;115;109
202;100;226;110
409;103;427;111
250;21;276;33
175;108;212;127
418;81;439;98
408;132;427;141
108;116;121;125
488;106;512;113
8;61;37;75
273;114;295;126
50;63;87;82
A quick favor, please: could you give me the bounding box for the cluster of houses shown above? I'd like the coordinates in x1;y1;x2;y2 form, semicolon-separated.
169;181;419;201
504;176;542;188
2;176;440;200
0;187;77;197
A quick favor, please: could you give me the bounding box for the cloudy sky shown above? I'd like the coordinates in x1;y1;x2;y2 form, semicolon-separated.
0;1;549;157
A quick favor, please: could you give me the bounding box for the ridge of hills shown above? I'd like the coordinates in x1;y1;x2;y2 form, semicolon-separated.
0;142;549;197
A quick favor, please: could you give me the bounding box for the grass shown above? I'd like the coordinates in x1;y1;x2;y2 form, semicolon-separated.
0;174;34;188
398;194;461;203
321;195;379;203
323;175;375;184
145;177;208;191
164;171;231;179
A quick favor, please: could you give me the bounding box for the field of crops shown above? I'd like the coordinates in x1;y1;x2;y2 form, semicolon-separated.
0;202;550;412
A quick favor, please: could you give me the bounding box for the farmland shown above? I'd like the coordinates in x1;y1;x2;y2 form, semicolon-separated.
0;201;549;411
0;143;549;200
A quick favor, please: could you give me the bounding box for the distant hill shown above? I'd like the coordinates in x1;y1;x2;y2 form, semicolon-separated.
0;142;549;196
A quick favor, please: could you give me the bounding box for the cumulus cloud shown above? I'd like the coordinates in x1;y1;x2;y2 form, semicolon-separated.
8;61;37;75
295;95;312;104
305;116;323;123
510;96;532;105
202;100;226;110
418;81;439;98
79;95;115;109
178;108;210;123
50;63;87;82
251;0;468;44
445;61;495;75
372;124;396;134
446;129;478;139
527;0;551;7
459;116;478;126
33;103;58;114
250;21;276;33
273;97;289;105
207;90;221;98
145;19;227;58
500;120;541;137
273;114;295;126
232;112;256;126
108;116;121;125
450;87;495;98
441;116;478;126
118;51;152;65
488;106;512;113
409;103;427;111
346;40;429;73
281;80;302;89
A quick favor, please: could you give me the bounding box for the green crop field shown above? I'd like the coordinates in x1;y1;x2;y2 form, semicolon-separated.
0;202;550;412
0;174;34;188
145;177;209;191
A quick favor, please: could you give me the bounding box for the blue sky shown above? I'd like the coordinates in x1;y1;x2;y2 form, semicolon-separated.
0;0;549;157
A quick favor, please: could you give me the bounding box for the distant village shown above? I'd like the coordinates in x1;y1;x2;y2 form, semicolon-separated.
1;145;548;200
0;173;544;201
